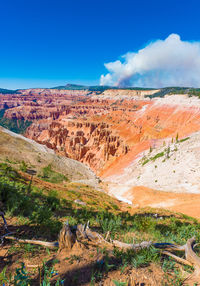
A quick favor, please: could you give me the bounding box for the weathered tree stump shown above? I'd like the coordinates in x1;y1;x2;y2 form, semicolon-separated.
58;222;76;251
3;222;200;284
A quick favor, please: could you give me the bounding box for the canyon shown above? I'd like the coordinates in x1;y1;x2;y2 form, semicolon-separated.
0;87;200;217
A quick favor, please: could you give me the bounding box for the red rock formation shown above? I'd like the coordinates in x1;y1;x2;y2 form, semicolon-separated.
0;89;200;177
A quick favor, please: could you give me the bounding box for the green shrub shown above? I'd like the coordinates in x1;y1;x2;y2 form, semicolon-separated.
0;176;32;216
19;161;28;172
46;190;61;211
13;263;31;285
113;281;128;286
0;267;10;285
141;151;165;165
133;215;156;232
142;158;150;166
113;246;160;268
0;163;19;179
39;164;68;184
97;212;122;236
179;137;190;143
0;165;63;237
1;262;64;285
0;112;32;134
151;151;165;161
30;206;53;225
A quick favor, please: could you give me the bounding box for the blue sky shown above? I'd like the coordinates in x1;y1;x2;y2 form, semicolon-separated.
1;0;200;89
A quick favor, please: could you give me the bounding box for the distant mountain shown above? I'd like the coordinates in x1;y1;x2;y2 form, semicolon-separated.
52;83;156;92
52;83;112;92
0;88;18;94
2;84;200;98
53;83;89;90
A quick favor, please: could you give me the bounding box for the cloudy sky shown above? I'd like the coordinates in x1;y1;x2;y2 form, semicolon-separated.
0;0;200;89
100;34;200;88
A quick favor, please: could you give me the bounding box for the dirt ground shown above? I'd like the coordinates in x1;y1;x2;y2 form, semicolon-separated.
125;186;200;219
0;232;166;286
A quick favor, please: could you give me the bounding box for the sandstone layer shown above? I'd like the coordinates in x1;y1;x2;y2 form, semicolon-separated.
0;89;200;209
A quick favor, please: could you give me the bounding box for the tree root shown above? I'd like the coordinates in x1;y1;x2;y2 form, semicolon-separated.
3;222;200;283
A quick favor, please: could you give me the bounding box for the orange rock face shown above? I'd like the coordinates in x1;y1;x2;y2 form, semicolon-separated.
0;90;200;177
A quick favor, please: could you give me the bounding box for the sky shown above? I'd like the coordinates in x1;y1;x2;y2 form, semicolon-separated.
1;0;200;89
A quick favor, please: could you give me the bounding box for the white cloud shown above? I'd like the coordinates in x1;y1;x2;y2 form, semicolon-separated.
100;34;200;88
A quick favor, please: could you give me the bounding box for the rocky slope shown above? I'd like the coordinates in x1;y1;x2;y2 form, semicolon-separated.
104;129;200;218
1;89;200;178
101;94;200;177
95;88;160;99
1;87;200;286
0;88;200;202
106;130;200;194
25;96;200;177
0;126;99;188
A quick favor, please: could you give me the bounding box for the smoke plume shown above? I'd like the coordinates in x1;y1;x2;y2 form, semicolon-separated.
100;34;200;88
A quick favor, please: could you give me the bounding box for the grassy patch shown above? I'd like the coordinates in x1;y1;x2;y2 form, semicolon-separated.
141;151;165;165
1;163;200;285
0;109;32;134
178;137;190;143
38;164;69;184
2;163;200;244
113;246;160;268
0;163;121;239
149;86;200;99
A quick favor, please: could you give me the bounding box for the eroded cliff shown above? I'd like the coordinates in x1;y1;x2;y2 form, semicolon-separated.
0;89;200;179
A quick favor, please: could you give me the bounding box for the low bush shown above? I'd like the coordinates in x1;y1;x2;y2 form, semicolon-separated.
141;151;165;165
0;164;63;237
0;110;32;134
19;160;28;172
39;164;68;184
97;211;122;237
113;246;160;268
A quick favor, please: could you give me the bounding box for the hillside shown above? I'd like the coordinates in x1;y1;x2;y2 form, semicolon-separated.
52;83;157;93
150;87;200;98
0;88;200;188
0;86;200;284
0;127;99;188
106;130;200;218
0;88;200;186
0;88;17;94
1;159;200;285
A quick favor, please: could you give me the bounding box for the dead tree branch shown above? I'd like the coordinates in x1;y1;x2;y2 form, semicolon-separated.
4;235;58;249
3;223;200;282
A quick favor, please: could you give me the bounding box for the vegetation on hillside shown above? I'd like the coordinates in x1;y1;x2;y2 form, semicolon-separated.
0;109;32;134
150;86;200;98
0;88;18;94
140;135;190;166
1;84;200;98
0;163;121;240
38;164;69;184
52;83;156;93
51;83;200;98
1;162;200;285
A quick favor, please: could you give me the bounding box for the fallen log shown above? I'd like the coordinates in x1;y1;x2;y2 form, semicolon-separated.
3;223;200;283
5;235;58;249
111;240;152;250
